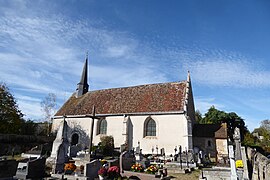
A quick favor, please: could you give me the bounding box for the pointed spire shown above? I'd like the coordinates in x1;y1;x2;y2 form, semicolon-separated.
187;70;191;83
76;53;89;97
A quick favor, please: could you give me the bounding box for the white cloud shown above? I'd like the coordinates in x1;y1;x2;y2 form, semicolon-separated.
18;101;42;120
1;1;270;123
15;95;41;102
194;97;225;115
106;45;132;58
90;64;167;90
179;49;270;88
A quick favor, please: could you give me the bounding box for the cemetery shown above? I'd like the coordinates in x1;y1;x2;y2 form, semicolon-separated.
1;123;264;180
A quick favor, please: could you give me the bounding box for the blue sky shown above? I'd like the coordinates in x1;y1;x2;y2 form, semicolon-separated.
0;0;270;131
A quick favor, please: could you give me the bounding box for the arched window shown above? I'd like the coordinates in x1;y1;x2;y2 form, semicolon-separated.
71;133;79;145
207;140;211;147
144;117;156;136
98;119;107;135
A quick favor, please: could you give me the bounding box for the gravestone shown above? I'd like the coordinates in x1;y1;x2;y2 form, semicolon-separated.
21;146;42;159
120;151;135;171
69;145;80;157
16;157;46;179
198;150;202;164
160;148;165;156
85;159;101;179
177;151;193;163
137;158;150;168
0;159;18;179
135;143;143;161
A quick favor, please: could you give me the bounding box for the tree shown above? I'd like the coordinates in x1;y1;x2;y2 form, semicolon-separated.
242;131;258;147
199;106;248;141
99;135;114;156
202;106;227;124
252;120;270;153
195;110;203;124
260;119;270;131
40;93;57;135
224;112;248;141
40;93;57;122
21;120;37;135
0;83;24;134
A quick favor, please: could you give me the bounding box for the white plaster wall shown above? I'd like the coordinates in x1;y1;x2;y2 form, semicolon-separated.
93;114;189;155
52;114;190;155
129;114;189;155
52;117;93;148
92;116;126;148
51;118;62;133
216;139;228;155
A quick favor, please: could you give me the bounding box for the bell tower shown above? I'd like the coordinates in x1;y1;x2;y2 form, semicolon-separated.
76;54;89;97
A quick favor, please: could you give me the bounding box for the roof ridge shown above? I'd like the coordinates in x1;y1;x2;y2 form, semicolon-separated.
88;80;187;93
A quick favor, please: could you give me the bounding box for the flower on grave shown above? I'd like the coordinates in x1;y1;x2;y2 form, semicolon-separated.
64;163;76;171
131;163;144;172
100;159;107;165
145;165;158;174
98;167;107;177
107;166;120;178
80;165;84;173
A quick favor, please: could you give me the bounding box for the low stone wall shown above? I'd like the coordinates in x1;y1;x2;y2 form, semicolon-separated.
201;167;231;180
246;147;270;180
0;134;54;156
0;134;54;143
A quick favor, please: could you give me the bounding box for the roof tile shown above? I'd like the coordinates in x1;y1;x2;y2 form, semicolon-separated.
55;81;187;116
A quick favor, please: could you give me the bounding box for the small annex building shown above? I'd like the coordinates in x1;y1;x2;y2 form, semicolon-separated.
193;123;228;164
51;57;196;156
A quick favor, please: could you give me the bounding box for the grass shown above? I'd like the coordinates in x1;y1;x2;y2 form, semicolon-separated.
168;169;201;180
3;155;25;161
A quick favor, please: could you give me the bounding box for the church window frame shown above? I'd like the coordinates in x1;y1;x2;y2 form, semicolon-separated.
144;117;156;137
97;119;107;135
71;133;79;145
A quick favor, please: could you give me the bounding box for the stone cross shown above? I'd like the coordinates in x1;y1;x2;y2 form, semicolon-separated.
233;127;242;161
54;118;69;173
229;144;238;180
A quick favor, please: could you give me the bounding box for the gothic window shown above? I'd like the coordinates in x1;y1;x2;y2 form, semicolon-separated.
71;133;79;145
144;117;156;137
98;119;107;135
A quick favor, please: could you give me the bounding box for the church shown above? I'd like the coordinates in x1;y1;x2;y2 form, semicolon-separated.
51;57;196;156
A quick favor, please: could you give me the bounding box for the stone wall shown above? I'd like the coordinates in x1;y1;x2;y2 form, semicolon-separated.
193;137;217;160
0;134;54;156
246;147;270;180
201;167;231;180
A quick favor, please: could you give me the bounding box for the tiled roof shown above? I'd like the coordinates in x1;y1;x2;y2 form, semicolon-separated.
192;123;227;139
55;81;187;116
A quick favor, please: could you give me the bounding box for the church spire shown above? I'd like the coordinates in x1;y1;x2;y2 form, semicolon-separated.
76;54;89;98
187;70;191;83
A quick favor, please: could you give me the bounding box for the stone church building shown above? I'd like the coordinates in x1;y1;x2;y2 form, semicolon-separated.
51;58;196;156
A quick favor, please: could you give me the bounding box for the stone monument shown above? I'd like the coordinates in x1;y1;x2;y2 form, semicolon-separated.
229;141;237;180
50;118;70;173
233;127;242;161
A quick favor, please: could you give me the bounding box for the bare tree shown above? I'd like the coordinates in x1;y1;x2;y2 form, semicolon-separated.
260;119;270;131
40;93;57;135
